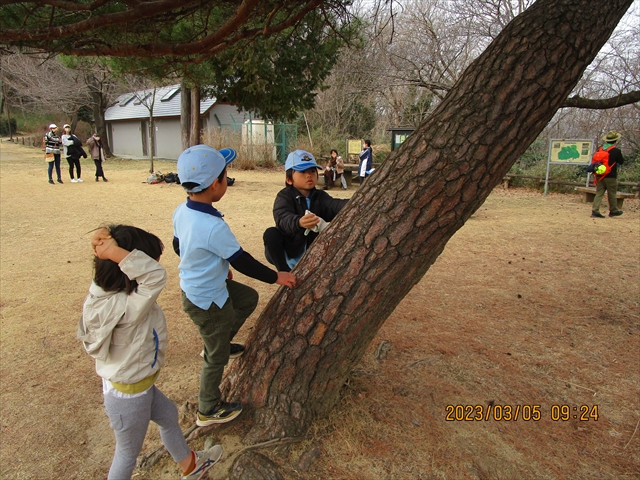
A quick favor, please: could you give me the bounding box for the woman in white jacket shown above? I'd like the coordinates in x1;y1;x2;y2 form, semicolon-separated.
78;225;222;480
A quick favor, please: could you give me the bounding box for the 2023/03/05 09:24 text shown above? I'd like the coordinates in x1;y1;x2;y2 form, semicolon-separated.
445;404;598;421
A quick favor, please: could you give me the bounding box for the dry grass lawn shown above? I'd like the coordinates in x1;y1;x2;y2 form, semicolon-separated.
1;139;638;479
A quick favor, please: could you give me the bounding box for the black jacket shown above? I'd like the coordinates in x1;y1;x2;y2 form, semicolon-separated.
604;147;624;179
273;185;349;257
66;135;87;160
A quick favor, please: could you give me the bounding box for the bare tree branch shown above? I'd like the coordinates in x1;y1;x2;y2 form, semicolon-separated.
562;91;640;109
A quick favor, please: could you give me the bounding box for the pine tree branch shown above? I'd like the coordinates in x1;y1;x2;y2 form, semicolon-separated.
0;0;331;60
562;91;640;109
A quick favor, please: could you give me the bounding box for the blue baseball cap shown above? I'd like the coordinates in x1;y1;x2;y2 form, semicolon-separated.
284;149;321;172
177;145;236;192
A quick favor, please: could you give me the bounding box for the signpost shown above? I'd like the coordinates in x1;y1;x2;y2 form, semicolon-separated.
346;139;362;163
544;139;593;195
388;128;415;150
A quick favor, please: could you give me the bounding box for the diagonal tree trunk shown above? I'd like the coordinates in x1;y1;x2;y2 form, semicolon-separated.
223;0;634;442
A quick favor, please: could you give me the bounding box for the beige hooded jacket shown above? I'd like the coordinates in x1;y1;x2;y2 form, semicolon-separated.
77;250;168;385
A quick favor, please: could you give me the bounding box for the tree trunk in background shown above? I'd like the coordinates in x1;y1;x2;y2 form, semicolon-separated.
70;114;78;134
181;81;191;151
189;87;200;146
222;0;634;443
86;73;112;156
148;88;157;172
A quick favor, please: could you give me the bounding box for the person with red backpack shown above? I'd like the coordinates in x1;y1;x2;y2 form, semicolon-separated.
588;130;624;218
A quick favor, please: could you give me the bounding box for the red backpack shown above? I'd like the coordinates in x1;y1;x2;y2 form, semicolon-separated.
590;145;616;184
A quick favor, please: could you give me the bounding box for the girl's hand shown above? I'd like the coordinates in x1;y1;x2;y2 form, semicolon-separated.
276;271;297;289
92;228;117;259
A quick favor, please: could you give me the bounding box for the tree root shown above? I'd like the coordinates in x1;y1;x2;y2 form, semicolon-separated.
137;424;304;471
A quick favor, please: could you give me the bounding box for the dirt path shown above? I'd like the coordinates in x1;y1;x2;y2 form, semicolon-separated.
1;139;638;479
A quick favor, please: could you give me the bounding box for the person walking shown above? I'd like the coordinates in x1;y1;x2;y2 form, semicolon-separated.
87;133;108;182
44;124;63;184
590;130;625;218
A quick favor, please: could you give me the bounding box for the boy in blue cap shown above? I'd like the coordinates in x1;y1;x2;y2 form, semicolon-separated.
263;149;349;272
173;145;297;426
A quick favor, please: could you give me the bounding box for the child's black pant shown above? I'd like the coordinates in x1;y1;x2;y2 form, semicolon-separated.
263;227;292;272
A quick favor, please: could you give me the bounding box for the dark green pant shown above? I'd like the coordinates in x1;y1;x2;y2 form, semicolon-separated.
592;177;619;213
181;280;258;415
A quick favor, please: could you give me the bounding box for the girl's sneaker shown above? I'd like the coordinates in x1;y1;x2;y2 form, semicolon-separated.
77;178;84;182
181;445;223;480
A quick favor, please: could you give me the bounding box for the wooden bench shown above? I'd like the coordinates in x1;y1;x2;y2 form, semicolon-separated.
318;163;380;188
575;186;635;209
318;166;355;187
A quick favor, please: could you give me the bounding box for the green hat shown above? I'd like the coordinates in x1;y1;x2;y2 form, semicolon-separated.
602;130;621;143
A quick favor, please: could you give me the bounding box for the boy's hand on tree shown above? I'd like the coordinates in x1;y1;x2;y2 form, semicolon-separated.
276;272;297;289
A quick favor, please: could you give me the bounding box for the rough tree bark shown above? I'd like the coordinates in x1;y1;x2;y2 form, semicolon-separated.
222;0;634;443
180;81;191;151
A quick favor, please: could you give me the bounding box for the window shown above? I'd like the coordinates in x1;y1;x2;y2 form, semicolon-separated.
161;86;180;102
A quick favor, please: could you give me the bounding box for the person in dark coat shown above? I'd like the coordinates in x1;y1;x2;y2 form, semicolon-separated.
263;150;349;272
61;124;87;182
358;139;374;184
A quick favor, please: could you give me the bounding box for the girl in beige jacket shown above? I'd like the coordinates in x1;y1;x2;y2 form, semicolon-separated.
78;225;222;480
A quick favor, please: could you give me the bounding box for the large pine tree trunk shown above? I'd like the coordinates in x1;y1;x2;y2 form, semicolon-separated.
223;0;633;442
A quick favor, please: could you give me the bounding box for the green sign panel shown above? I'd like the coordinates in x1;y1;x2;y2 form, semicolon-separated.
549;139;593;164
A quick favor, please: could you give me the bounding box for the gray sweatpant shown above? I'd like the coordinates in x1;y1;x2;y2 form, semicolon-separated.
103;385;190;480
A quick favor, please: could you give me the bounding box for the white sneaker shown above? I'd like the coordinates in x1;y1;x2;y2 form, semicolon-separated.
77;178;84;182
181;445;223;480
71;179;78;183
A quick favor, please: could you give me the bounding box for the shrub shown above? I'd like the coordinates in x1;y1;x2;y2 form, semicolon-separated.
0;117;17;136
618;149;639;184
372;144;391;163
201;126;282;170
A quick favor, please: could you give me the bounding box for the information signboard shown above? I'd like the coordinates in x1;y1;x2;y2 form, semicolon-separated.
544;138;594;195
347;139;362;155
549;139;593;164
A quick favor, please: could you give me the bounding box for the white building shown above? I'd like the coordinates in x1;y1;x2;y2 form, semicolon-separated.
104;85;254;160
